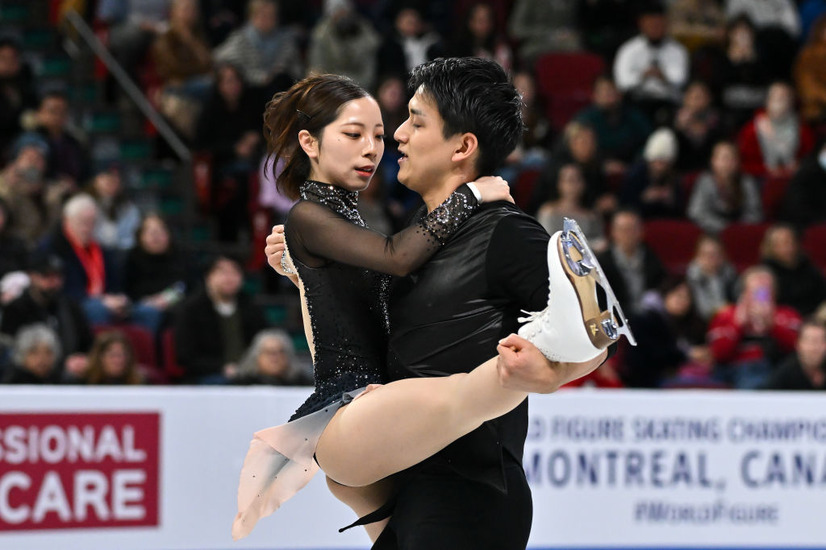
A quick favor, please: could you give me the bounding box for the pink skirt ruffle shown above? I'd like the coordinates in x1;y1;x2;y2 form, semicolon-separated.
232;388;364;540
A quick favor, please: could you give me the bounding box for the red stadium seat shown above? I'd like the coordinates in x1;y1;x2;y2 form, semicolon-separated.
534;52;605;131
802;223;826;273
161;328;185;381
513;169;540;210
681;171;702;202
720;222;771;272
761;175;791;221
643;219;703;275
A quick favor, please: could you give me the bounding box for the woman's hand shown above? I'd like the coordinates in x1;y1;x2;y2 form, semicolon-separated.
473;176;514;204
265;225;299;285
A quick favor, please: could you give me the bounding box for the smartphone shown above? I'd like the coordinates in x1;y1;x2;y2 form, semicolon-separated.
753;286;771;303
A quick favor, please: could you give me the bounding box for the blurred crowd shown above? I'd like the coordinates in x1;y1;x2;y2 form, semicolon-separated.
0;0;825;391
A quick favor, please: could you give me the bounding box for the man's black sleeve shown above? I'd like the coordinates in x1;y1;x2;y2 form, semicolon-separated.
485;212;551;312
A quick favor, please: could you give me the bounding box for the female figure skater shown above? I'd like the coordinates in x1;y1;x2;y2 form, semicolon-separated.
233;74;630;541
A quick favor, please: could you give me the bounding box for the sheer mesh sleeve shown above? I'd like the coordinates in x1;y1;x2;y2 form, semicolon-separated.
286;185;479;276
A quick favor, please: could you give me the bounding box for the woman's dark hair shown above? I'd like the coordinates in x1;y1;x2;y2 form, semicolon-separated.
457;2;497;53
86;331;142;385
263;74;369;199
710;139;745;211
544;162;584;203
408;57;524;176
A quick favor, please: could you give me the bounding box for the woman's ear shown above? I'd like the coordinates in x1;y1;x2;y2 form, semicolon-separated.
298;129;319;159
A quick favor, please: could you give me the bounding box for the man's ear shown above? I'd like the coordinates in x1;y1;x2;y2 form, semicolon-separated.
298;130;319;159
451;132;479;163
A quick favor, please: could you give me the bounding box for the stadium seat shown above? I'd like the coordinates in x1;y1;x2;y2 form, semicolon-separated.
761;175;791;221
513;169;541;210
802;223;826;273
643;219;703;275
720;222;771;272
161;328;185;381
534;52;605;131
680;171;702;202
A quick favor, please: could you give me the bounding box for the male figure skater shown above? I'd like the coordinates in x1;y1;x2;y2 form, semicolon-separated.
367;57;611;549
265;57;613;547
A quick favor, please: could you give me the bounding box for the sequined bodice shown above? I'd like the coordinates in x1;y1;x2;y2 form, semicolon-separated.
287;182;390;418
284;180;480;419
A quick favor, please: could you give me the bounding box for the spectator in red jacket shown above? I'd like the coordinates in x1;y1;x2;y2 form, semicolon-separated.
708;266;801;388
736;82;815;178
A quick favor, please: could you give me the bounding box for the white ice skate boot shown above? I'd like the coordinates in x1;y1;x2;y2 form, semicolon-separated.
518;218;636;363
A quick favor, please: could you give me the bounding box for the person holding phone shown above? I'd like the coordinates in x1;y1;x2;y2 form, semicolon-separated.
707;266;801;388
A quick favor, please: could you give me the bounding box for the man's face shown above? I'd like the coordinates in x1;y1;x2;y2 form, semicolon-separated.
639;13;667;42
38;97;69;133
394;90;463;195
66;205;97;246
12;147;46;194
611;212;642;251
0;45;20;79
207;259;243;300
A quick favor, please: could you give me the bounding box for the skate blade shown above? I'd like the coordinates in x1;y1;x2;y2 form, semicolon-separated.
561;217;636;347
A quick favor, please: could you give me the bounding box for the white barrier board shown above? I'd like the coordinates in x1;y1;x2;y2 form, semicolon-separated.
0;387;824;550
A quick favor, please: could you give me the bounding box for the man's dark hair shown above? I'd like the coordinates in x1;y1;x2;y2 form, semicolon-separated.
408;57;524;176
203;254;243;277
39;88;69;106
0;36;21;52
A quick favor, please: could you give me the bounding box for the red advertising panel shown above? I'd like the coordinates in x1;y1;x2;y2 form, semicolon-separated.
0;412;160;531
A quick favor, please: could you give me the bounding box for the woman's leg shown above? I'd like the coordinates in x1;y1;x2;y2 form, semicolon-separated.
315;357;526;487
326;477;393;542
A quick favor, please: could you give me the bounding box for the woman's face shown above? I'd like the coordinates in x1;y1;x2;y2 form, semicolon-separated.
711;143;738;180
218;67;243;103
24;343;55;378
513;72;535;105
684;83;710;112
468;5;494;39
729;23;753;49
696;239;724;273
140;217;171;255
769;228;797;265
766;84;793;119
102;342;128;378
307;96;385;193
557;165;584;200
257;336;288;377
569;129;596;162
664;284;692;317
377;78;404;112
93;170;121;198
